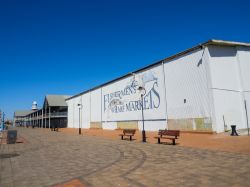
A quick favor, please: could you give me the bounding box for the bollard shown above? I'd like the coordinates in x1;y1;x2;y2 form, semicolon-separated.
230;125;239;136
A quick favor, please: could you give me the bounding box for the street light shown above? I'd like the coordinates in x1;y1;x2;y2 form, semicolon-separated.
77;103;82;135
2;112;5;131
138;86;146;142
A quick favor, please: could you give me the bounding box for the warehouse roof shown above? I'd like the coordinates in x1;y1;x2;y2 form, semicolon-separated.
209;39;250;47
14;110;34;117
66;39;250;101
45;95;71;107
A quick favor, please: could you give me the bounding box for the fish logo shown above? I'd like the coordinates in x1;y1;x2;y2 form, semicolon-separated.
142;71;158;84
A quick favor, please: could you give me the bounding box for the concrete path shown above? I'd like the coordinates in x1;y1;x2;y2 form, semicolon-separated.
0;128;250;187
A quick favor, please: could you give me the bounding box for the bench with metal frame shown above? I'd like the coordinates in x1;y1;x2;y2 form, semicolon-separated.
155;129;180;145
119;129;136;141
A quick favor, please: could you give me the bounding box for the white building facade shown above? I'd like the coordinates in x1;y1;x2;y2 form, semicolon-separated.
66;40;250;133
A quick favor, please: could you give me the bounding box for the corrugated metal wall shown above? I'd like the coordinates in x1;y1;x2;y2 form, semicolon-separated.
208;45;250;132
164;49;212;131
67;47;212;132
66;45;250;133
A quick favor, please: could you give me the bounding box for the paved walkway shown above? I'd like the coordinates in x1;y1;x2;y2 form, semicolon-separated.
0;128;250;187
61;128;250;154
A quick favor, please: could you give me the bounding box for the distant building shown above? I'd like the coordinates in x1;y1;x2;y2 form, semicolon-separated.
14;95;70;128
14;110;33;126
66;40;250;133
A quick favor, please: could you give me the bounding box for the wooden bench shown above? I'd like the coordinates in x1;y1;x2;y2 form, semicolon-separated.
154;130;180;145
119;129;136;141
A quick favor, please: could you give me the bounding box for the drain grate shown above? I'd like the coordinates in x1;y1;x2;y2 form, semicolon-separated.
0;153;20;159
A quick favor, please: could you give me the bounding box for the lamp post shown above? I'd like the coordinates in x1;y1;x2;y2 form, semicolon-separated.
2;112;5;130
138;86;146;142
77;103;82;135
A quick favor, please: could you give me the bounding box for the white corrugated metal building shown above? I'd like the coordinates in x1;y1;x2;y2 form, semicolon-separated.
66;40;250;133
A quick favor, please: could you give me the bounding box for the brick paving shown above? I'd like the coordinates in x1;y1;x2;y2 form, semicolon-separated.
61;128;250;154
0;127;250;187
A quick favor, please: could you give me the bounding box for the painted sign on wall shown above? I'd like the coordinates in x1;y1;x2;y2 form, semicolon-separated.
103;70;160;114
102;65;166;121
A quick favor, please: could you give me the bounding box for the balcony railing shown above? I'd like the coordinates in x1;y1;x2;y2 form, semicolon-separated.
24;112;68;119
49;112;67;117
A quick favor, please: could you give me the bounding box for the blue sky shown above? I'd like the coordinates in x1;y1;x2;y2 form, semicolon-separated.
0;0;250;118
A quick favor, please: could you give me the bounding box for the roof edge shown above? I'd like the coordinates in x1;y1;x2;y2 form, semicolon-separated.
66;39;250;101
208;39;250;47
